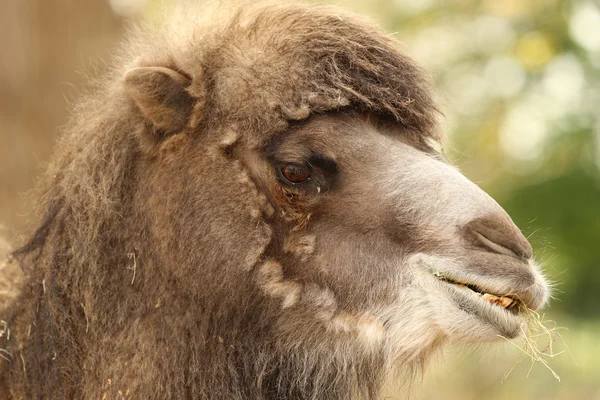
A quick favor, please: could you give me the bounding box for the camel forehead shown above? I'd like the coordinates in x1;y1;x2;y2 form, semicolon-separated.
266;114;430;161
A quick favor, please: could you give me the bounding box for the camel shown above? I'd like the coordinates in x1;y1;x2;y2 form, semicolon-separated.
0;3;550;399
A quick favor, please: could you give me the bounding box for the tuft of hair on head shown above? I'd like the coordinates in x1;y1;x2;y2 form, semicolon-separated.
117;0;442;150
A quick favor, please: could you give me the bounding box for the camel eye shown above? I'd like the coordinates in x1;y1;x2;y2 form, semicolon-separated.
281;164;310;183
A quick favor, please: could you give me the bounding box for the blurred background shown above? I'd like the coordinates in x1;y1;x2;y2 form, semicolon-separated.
0;0;598;398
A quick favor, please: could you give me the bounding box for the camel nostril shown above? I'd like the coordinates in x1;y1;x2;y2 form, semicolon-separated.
473;231;524;259
464;216;533;260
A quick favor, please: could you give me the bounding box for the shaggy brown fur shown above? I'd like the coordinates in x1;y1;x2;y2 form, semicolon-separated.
1;2;538;400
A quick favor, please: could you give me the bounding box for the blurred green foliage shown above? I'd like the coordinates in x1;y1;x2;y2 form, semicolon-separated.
502;168;600;317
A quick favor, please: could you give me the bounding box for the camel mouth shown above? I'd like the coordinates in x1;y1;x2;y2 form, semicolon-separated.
432;272;521;315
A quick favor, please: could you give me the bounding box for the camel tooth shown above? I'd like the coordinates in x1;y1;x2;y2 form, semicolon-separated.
499;297;513;308
507;300;519;310
482;293;498;303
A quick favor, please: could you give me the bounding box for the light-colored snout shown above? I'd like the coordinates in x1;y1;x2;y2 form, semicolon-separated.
379;139;549;312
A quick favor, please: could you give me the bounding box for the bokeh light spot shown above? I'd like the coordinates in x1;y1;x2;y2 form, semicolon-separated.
500;99;548;161
542;54;584;113
484;56;526;98
514;31;554;70
569;2;600;53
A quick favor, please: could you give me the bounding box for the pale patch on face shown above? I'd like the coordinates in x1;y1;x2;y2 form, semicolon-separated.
206;128;239;160
255;260;303;308
283;234;316;262
256;193;275;217
242;221;272;270
331;312;385;349
279;103;311;121
255;259;386;350
220;129;239;148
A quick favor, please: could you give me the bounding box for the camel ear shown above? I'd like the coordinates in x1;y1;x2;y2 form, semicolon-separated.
123;66;194;134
